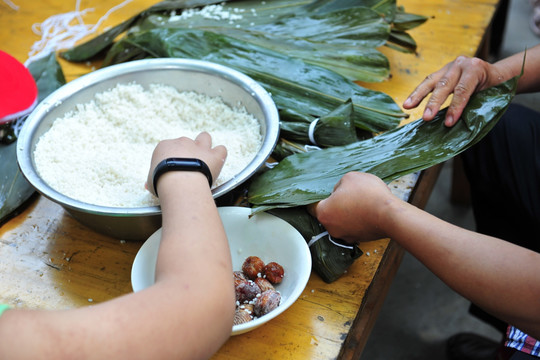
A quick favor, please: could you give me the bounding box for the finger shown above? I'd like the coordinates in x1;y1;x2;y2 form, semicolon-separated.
213;144;227;161
195;131;212;148
210;144;228;179
444;74;480;127
403;65;450;109
423;69;467;122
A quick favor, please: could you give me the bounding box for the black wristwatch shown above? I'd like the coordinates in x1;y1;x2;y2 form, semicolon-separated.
152;158;213;196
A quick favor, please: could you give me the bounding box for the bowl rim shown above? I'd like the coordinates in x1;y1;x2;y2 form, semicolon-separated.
16;58;280;215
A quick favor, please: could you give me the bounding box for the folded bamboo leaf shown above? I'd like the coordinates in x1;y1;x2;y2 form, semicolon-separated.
267;206;363;283
386;29;418;53
104;28;406;132
392;7;429;31
279;99;359;147
248;74;519;210
271;139;318;162
0;52;66;224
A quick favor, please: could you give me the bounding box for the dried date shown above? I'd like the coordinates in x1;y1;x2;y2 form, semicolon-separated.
241;256;265;280
263;262;284;284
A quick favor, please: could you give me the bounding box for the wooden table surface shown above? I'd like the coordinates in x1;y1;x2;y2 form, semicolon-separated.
0;0;500;358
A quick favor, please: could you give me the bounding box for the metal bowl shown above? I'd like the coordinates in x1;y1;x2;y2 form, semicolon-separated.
17;58;280;240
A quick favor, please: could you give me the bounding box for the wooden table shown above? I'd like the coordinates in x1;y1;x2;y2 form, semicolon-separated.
0;1;500;358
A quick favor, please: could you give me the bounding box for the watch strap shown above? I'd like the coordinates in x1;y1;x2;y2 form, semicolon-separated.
152;158;213;196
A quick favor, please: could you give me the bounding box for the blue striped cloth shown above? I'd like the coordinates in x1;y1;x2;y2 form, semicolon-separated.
506;326;540;357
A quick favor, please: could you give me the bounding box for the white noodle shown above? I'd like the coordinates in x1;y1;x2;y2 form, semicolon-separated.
25;0;133;66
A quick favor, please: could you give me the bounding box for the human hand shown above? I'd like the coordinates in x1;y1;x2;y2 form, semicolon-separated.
307;172;397;244
146;132;227;196
403;56;500;127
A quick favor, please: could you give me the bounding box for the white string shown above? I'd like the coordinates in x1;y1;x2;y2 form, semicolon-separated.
308;231;328;247
3;0;19;10
265;161;279;169
307;117;320;145
304;144;321;151
328;234;355;249
25;0;133;66
308;231;355;250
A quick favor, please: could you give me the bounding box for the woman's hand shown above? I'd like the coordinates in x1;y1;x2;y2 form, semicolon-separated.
403;56;501;127
146;132;227;196
308;172;397;244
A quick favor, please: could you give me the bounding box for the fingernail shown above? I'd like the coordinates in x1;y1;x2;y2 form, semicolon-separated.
403;97;412;107
445;115;454;126
423;108;431;119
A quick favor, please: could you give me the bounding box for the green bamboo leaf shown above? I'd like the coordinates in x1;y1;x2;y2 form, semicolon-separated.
104;28;406;132
392;8;429;31
305;0;397;21
27;52;67;102
272;138;317;161
248;74;519;209
385;29;417;53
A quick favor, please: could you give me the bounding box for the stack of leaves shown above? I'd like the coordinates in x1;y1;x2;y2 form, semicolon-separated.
60;0;429;135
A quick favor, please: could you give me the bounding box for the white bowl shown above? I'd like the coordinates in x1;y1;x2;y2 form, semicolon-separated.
131;206;312;335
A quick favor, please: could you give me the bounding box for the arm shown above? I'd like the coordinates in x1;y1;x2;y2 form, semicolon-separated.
403;43;540;127
308;172;540;339
0;133;235;360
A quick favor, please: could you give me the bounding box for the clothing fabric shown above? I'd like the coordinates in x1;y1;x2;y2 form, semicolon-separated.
0;303;10;317
462;103;540;252
506;327;540;356
461;103;540;358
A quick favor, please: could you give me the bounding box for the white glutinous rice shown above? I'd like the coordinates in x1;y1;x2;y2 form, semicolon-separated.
34;83;262;207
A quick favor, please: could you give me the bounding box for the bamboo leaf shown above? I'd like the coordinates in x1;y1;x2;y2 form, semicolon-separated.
272;138;318;161
305;0;397;21
392;8;429;31
248;74;519;209
386;29;417;53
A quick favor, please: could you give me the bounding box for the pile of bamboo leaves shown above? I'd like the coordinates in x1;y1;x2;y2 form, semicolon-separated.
61;0;428;136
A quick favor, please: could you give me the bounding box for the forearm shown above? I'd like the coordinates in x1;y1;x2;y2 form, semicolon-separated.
0;172;234;360
492;43;540;93
381;198;540;338
153;171;235;356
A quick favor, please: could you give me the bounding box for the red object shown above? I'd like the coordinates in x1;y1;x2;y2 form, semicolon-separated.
0;50;38;124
